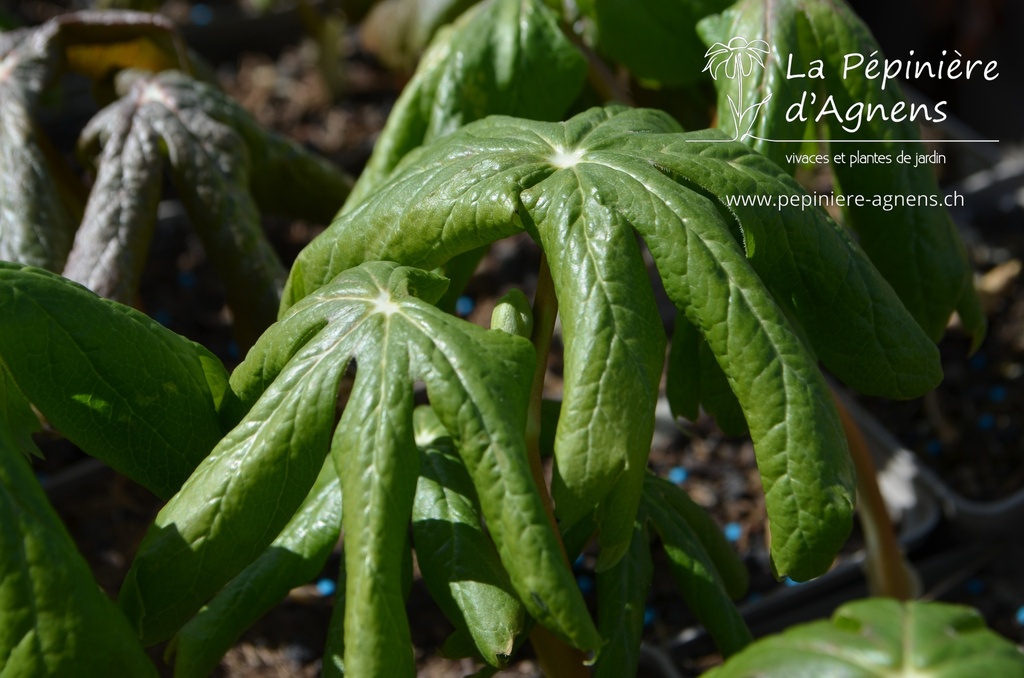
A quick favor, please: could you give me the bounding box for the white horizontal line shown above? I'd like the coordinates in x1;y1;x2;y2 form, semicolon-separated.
686;136;1000;144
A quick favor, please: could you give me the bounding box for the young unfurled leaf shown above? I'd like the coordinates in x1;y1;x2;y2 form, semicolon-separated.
643;489;752;657
699;0;983;345
0;263;238;498
168;459;342;678
347;0;587;207
706;599;1024;677
122;262;599;661
62;77;162;305
412;407;526;668
0;11;191;273
63;69;350;347
64;69;282;340
0;27;76;271
283;106;943;578
490;288;534;339
61;71;276;346
0;369;157;678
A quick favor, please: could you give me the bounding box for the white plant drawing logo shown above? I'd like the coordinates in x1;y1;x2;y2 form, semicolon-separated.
703;37;773;141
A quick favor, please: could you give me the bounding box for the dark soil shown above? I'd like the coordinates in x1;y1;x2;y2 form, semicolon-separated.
7;0;1024;676
857;226;1024;502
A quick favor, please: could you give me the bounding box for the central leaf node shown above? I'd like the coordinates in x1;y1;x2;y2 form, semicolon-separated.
548;147;585;169
374;291;402;316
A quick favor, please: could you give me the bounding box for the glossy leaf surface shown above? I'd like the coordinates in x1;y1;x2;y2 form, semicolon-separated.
348;0;587;207
706;599;1024;677
169;460;342;678
412;407;525;667
0;369;156;678
123;262;598;659
284;106;942;577
0;263;237;498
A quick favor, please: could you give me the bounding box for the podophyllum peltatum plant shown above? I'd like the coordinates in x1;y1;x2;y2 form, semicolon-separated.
1;0;1016;676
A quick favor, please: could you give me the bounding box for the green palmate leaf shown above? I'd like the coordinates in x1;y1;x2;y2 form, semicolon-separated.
584;0;733;87
643;489;752;657
123;262;598;661
527;158;664;569
643;474;747;600
412;407;526;668
0;370;156;678
169;459;342;678
648;128;941;400
283;105;942;577
706;599;1024;677
699;0;983;344
325;264;595;671
0;27;76;271
332;306;419;676
0;263;238;498
346;0;587;207
593;517;652;678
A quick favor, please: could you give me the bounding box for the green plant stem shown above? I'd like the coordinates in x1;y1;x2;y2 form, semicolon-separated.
831;389;917;600
525;254;558;526
525;254;590;678
562;29;634;106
